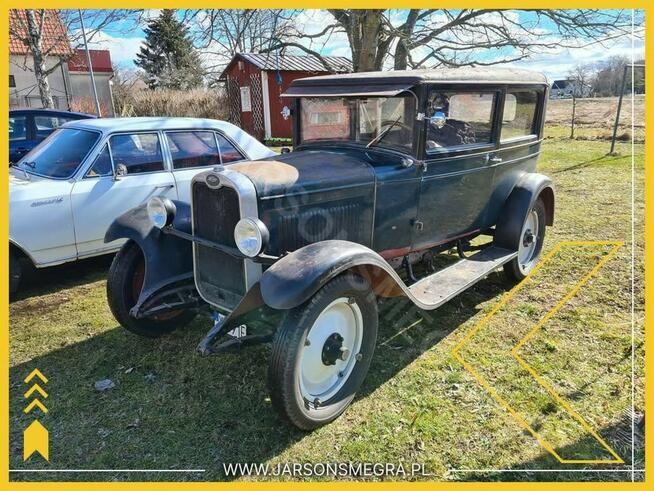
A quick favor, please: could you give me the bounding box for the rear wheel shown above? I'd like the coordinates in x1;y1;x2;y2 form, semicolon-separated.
9;250;22;294
268;273;378;430
503;198;546;281
106;241;195;337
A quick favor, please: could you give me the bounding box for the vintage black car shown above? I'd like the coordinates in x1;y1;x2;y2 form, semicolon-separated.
105;68;554;429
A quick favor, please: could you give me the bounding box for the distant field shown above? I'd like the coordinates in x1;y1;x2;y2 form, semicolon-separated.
546;95;645;141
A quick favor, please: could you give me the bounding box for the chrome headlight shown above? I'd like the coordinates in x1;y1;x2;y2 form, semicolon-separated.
146;197;176;229
234;217;269;257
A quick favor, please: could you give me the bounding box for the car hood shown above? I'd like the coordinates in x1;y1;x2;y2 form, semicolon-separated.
9;168;72;204
227;149;378;198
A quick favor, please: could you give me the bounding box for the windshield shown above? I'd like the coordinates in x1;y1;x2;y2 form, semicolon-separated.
17;128;100;179
299;96;416;152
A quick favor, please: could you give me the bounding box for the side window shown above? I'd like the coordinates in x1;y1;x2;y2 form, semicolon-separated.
86;145;113;177
109;133;165;174
166;131;221;169
9;116;27;141
426;91;495;151
216;133;245;163
502;91;539;140
34;116;63;139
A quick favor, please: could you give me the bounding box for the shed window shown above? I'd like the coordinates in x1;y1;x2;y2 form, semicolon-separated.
240;87;252;112
501;90;539;140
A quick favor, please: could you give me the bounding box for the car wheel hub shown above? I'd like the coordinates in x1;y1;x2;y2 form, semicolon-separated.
299;297;363;403
518;210;539;273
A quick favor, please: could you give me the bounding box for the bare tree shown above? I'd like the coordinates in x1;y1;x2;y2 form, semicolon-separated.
264;9;641;73
9;9;140;108
568;63;594;98
191;9;296;81
567;63;594;138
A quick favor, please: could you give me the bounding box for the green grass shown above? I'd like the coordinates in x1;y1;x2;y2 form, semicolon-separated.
9;128;644;482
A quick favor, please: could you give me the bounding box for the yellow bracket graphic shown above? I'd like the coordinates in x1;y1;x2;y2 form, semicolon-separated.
452;240;624;465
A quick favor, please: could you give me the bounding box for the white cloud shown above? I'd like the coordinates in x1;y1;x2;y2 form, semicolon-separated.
80;30;144;68
510;38;645;81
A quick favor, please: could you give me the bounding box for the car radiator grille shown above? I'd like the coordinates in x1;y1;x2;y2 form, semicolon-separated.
192;182;245;310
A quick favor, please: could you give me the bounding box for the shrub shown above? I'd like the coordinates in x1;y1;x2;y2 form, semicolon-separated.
69;97;110;117
114;88;229;120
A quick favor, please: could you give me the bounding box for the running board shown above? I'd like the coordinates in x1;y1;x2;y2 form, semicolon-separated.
407;246;517;309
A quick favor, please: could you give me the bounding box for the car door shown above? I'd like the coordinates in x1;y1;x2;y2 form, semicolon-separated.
413;88;500;251
9;113;33;163
70;131;178;256
166;130;245;203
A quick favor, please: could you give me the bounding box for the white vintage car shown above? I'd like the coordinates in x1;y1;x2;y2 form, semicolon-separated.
9;117;274;293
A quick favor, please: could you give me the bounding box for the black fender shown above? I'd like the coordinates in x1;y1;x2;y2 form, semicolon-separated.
260;240;408;311
104;200;195;310
494;173;555;251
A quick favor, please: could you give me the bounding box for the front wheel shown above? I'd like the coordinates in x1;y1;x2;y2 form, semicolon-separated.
106;241;196;337
9;250;23;294
268;273;378;430
503;198;547;281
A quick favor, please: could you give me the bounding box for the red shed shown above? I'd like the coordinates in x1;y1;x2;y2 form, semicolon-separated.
220;53;351;142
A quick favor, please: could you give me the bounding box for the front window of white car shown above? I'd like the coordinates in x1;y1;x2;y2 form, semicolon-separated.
16;128;100;179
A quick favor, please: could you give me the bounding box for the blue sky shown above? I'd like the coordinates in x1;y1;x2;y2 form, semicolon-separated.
84;9;645;82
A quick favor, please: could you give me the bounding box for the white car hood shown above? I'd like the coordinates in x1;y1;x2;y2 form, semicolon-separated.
10;168;72;202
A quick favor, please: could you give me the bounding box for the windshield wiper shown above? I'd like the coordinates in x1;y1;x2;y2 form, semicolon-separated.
366;115;402;149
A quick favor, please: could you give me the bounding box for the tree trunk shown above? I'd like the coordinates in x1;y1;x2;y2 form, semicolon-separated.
394;40;409;70
25;10;55;108
354;10;383;72
570;95;576;139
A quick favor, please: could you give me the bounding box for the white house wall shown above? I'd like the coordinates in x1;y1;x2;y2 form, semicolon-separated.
10;54;70;109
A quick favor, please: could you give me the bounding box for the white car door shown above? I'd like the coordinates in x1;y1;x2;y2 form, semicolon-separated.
70;132;178;257
165;130;246;203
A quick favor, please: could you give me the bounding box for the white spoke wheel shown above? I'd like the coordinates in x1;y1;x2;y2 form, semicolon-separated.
268;273;378;430
503;198;547;281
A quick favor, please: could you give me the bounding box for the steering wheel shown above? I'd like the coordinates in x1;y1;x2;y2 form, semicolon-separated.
380;119;413;132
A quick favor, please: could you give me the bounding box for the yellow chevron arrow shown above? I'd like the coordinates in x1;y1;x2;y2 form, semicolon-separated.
24;368;48;384
24;420;49;461
24;398;48;415
452;241;624;465
24;383;48;399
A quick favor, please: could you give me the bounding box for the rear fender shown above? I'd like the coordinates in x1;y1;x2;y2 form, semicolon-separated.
494;173;555;251
105;200;195;308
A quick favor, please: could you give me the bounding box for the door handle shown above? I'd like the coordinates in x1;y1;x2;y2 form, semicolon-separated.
487;155;502;164
154;184;174;190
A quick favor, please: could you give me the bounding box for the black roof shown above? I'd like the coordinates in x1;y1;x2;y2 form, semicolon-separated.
220;53;352;80
551;79;572;89
283;67;548;97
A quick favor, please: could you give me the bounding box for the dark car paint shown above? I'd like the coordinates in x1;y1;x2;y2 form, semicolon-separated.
106;78;554;327
104;200;194;312
9;109;95;163
259;173;553;313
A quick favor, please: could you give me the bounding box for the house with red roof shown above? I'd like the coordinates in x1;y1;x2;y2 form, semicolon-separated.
9;10;115;115
67;49;116;116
